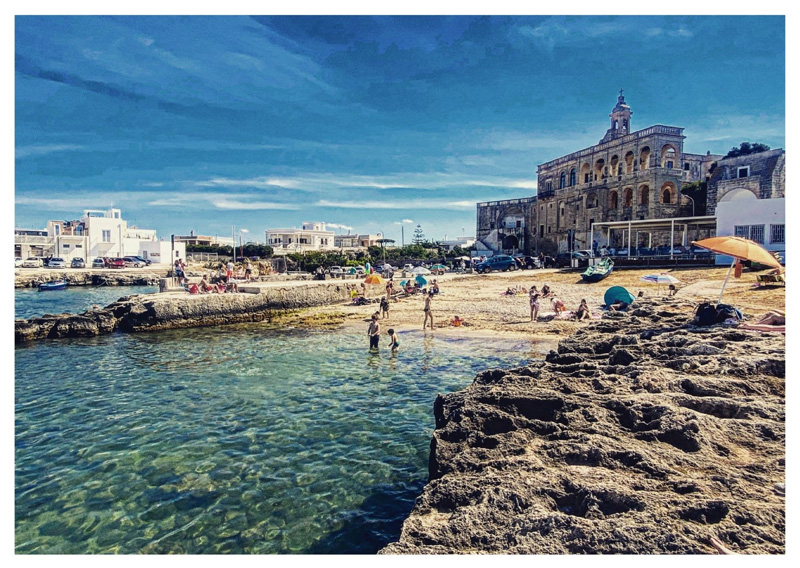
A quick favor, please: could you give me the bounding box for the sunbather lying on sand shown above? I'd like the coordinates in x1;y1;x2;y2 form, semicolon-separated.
738;310;785;333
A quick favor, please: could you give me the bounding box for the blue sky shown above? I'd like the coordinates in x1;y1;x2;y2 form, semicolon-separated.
14;15;785;245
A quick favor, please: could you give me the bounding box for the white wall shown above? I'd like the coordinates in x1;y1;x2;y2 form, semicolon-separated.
138;241;185;264
714;197;785;265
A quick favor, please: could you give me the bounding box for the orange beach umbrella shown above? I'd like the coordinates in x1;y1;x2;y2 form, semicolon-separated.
692;236;782;302
364;274;385;285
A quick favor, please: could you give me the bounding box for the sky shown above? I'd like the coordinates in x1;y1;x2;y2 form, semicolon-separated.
13;14;786;245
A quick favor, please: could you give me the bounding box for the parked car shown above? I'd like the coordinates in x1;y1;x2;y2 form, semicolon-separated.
403;264;414;272
328;266;344;276
105;257;126;269
475;255;517;273
15;257;23;267
123;256;146;268
553;252;573;268
92;257;106;268
353;266;366;275
47;257;67;268
71;257;86;268
22;257;44;268
127;255;152;266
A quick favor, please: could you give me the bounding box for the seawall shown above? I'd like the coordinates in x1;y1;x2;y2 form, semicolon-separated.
15;269;165;288
15;281;358;342
379;300;785;554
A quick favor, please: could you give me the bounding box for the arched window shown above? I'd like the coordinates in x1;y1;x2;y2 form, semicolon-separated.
640;146;651;171
560;171;566;189
624;188;633;207
640;185;649;205
610;191;618;209
662;190;671;204
569;169;576;186
625;151;635;174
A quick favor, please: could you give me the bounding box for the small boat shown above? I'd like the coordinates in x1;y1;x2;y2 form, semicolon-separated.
38;279;67;291
581;257;614;283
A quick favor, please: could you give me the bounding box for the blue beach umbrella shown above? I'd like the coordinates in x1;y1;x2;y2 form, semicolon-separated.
415;275;428;286
604;286;635;308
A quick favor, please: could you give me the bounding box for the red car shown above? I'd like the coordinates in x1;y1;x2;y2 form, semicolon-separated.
104;257;125;269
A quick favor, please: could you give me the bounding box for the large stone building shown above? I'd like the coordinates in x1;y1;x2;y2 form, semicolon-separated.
476;93;723;255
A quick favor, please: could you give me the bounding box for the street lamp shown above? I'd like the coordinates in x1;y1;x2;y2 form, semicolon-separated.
684;194;696;217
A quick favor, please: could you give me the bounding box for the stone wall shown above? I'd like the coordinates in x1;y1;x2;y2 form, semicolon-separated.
706;149;786;214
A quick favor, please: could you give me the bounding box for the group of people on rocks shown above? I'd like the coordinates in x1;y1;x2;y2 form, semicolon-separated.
175;258;260;294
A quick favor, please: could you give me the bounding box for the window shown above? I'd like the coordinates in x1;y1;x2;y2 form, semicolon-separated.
770;224;785;244
54;225;61;236
63;244;70;249
584;173;590;183
738;166;750;178
684;163;691;171
490;222;495;229
666;160;674;169
569;169;576;186
560;172;566;189
102;230;111;243
516;220;522;228
735;225;765;244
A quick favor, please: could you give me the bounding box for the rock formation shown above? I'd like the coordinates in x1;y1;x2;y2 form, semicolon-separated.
381;300;785;554
15;283;357;342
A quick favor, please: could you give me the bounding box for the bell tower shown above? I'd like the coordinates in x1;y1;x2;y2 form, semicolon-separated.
600;90;632;143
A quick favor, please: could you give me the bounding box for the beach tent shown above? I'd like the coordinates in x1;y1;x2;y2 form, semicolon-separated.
604;286;635;309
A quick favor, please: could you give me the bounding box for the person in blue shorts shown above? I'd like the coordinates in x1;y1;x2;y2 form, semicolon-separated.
367;313;381;350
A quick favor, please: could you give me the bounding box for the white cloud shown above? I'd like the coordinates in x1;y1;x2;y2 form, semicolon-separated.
211;199;299;211
316;199;476;211
325;222;354;231
15;144;84;159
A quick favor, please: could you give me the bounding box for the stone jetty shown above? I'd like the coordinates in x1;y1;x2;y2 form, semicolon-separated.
380;300;785;554
15;281;358;342
14;269;165;288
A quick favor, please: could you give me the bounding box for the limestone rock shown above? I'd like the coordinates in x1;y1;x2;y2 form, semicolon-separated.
381;300;785;554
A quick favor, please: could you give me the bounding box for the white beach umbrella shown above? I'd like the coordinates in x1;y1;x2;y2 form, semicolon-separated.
640;274;680;285
410;266;431;275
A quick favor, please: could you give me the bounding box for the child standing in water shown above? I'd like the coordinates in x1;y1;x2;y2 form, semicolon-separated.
367;313;381;351
387;328;399;352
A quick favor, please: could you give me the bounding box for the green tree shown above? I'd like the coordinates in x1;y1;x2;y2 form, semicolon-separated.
724;142;770;159
412;224;425;245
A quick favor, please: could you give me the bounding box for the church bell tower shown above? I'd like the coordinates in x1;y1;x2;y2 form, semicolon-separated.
600;90;632;143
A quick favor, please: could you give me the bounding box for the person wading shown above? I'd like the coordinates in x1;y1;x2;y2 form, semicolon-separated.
423;289;434;330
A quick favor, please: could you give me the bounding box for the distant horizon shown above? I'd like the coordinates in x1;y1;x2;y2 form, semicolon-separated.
15;15;785;244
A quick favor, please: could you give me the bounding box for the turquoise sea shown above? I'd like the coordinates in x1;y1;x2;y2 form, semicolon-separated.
15;288;542;554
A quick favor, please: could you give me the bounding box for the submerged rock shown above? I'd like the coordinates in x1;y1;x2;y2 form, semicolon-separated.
381;300;785;554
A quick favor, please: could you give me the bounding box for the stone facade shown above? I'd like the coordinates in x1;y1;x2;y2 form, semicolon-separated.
706;149;785;214
476;93;723;255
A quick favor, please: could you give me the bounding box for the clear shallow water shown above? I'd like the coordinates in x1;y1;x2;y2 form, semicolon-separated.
16;299;541;554
15;286;157;320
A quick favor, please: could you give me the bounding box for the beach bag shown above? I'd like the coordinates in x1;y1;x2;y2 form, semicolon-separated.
715;303;743;323
694;302;717;326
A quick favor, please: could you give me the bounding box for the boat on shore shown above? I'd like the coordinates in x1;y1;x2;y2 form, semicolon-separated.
581;257;614;283
38;279;67;291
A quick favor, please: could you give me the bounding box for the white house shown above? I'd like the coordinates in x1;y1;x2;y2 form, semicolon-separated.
266;222;336;253
16;208;183;264
714;197;785;265
439;236;476;251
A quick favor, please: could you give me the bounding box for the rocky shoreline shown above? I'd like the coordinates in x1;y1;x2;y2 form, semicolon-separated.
14;282;355;342
14;269;165;288
380;299;785;554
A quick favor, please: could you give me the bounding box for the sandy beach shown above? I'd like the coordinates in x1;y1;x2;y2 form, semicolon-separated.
292;266;786;341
